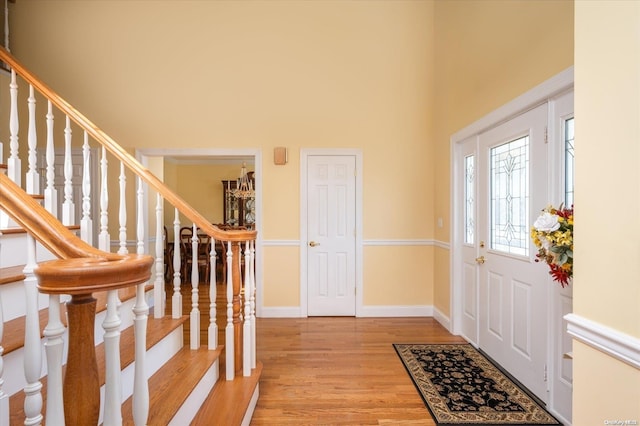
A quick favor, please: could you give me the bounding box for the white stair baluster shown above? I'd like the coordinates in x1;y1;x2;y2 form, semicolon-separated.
172;209;182;318
243;241;252;376
44;101;58;218
250;240;257;369
102;290;122;426
23;235;43;425
99;146;110;252
43;295;65;425
118;162;127;255
62;116;74;226
225;241;234;380
190;224;200;349
208;238;217;350
0;290;8;426
26;85;40;195
154;193;164;318
133;196;150;426
8;69;20;186
80;131;93;245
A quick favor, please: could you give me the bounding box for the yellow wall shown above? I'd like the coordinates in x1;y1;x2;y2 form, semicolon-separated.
11;0;435;309
432;0;574;316
574;1;640;421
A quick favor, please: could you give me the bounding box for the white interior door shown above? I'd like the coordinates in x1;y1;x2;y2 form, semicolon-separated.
476;103;549;401
306;155;356;316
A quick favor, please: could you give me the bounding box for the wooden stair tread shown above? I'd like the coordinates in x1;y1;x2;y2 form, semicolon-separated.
0;264;26;285
122;346;223;426
9;315;192;424
2;285;149;355
191;361;263;426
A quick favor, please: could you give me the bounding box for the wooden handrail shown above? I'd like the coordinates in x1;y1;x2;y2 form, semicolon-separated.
0;46;256;243
0;173;112;260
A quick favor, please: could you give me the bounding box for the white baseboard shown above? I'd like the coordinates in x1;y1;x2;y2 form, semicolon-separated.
433;307;451;331
565;313;640;370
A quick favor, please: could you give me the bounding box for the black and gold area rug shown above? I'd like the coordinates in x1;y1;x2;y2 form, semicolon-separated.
393;343;561;425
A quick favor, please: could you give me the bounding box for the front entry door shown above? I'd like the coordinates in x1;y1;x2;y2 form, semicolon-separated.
306;155;356;316
476;103;549;401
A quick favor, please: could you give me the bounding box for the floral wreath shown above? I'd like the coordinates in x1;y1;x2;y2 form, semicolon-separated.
530;204;574;287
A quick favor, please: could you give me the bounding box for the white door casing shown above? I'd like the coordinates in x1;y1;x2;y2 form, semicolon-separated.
305;154;356;316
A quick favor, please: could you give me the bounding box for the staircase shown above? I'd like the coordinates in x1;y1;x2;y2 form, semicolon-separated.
0;47;261;425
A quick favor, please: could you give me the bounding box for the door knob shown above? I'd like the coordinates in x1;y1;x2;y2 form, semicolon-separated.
475;256;485;264
309;241;320;247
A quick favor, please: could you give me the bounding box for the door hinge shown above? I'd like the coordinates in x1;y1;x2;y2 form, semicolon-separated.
543;364;548;382
544;126;548;144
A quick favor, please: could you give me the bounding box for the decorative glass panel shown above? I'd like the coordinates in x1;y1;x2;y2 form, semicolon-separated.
490;136;529;256
564;117;575;207
464;155;475;244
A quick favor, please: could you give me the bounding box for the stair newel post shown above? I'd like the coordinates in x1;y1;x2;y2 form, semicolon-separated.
8;69;20;187
154;193;164;318
190;224;200;349
172;208;182;318
243;240;252;377
102;290;123;426
225;241;234;380
62;116;74;226
64;294;100;426
26;85;40;195
99;146;110;252
80;131;93;245
208;237;217;350
43;295;65;425
0;291;8;426
23;234;43;426
44;100;58;218
232;241;243;376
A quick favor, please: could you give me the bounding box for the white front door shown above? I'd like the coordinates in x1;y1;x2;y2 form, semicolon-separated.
306;155;356;316
476;103;549;401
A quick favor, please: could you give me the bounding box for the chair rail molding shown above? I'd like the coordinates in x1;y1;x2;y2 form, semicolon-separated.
565;313;640;370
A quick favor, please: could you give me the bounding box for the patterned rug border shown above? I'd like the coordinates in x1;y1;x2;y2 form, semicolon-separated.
393;343;562;426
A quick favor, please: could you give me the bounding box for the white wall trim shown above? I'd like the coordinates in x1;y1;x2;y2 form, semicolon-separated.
358;305;433;318
263;239;446;247
433;240;450;250
433;306;451;331
262;240;299;247
565;313;640;370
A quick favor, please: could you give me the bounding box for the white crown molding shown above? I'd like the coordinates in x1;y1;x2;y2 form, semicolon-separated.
565;313;640;370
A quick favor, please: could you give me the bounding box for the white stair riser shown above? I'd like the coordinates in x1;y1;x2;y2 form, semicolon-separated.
0;233;57;269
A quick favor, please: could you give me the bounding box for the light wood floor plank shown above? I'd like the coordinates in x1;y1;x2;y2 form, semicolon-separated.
250;317;465;425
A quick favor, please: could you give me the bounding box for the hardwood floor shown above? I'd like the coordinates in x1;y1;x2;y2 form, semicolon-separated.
251;317;465;425
165;279;466;424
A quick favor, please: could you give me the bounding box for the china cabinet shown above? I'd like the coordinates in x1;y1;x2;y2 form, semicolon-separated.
222;173;255;229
